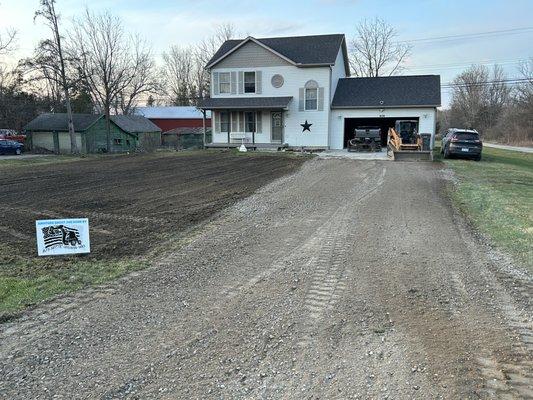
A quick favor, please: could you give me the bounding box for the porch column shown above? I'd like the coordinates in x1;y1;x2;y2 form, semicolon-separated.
227;109;230;144
202;109;206;148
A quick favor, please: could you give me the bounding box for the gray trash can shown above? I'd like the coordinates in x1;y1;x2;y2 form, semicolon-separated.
420;133;431;151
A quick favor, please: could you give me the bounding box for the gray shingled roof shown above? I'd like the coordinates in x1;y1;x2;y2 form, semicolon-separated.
24;113;102;132
332;75;441;108
198;97;293;110
110;115;162;133
24;113;162;134
207;34;346;68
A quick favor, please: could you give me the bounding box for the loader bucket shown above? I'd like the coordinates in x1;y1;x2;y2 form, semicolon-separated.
393;150;433;161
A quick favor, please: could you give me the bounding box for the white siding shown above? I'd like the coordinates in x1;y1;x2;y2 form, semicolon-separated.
330;47;347;100
32;132;55;151
330;108;438;150
31;131;82;153
58;132;82;153
211;65;332;147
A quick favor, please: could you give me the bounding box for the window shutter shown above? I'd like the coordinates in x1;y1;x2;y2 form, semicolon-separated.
239;112;244;132
299;88;305;111
255;71;262;94
231;112;238;132
238;71;244;94
213;72;219;96
256;112;262;133
214;112;220;133
230;72;237;94
318;87;324;111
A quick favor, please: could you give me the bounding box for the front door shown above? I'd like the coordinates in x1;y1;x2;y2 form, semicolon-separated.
271;111;283;143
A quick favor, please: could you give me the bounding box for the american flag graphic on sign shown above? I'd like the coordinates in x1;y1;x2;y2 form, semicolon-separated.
41;225;81;249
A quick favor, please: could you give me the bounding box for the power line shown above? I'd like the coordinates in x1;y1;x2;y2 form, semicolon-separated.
397;27;533;44
441;78;530;88
404;58;528;72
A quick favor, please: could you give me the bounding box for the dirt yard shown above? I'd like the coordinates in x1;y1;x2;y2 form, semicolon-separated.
0;157;531;399
0;151;306;259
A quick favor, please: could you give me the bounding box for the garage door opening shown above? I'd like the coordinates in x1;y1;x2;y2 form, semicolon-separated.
343;117;419;148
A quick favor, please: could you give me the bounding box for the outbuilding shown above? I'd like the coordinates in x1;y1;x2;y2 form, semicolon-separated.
134;106;212;133
24;113;161;154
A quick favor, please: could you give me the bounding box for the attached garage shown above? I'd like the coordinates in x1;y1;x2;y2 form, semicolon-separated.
330;75;441;150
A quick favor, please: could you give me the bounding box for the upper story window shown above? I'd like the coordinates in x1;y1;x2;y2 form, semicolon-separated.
244;72;256;93
219;72;231;94
304;80;319;111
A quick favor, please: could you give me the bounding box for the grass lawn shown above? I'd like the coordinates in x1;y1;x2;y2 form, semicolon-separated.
438;144;533;270
0;246;146;322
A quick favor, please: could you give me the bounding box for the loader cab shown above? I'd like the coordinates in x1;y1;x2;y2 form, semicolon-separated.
395;120;418;144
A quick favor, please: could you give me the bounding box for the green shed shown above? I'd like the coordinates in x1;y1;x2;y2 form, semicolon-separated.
24;113;162;154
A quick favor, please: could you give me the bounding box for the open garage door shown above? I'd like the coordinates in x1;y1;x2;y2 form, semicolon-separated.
343;117;419;148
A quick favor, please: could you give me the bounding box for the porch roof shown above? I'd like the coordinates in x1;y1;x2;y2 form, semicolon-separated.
198;96;292;110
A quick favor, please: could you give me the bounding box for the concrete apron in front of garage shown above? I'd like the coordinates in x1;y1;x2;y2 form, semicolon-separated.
319;148;392;160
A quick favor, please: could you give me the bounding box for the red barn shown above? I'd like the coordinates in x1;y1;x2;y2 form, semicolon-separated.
134;107;211;133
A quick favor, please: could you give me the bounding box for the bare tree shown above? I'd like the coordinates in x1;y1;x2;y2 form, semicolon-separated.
159;23;234;106
20;39;66;106
162;45;195;105
449;64;510;134
114;36;159;114
35;0;78;153
0;28;16;56
516;58;533;101
349;18;411;77
194;23;235;100
70;9;156;151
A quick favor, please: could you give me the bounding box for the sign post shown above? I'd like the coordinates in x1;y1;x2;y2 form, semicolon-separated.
35;218;90;256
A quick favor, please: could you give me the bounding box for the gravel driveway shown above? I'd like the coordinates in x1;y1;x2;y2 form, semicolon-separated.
1;158;531;399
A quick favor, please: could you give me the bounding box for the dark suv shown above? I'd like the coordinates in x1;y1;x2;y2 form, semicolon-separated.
441;129;482;161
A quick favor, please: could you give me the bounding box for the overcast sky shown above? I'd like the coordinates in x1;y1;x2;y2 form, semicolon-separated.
1;0;532;106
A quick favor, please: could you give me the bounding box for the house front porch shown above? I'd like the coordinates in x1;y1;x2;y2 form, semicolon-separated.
204;142;288;150
197;97;292;146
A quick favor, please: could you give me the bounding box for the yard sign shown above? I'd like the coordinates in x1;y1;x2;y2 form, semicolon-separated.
36;218;90;256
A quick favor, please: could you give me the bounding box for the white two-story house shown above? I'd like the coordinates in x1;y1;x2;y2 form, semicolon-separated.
199;34;441;150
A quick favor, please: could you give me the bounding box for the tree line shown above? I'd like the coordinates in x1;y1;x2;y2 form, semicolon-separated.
1;5;531;147
0;1;234;152
441;61;533;144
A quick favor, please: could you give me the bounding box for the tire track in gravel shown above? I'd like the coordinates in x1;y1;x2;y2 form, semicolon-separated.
450;199;533;399
2;159;530;400
297;166;386;348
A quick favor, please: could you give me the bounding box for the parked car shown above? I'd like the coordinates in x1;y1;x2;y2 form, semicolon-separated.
441;128;482;161
0;139;24;155
0;129;26;144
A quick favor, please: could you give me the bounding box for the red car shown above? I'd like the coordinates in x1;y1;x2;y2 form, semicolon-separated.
0;129;26;144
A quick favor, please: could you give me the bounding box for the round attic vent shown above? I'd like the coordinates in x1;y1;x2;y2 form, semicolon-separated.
271;74;284;88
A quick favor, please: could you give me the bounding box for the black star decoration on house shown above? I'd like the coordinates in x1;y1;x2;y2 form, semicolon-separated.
301;120;312;132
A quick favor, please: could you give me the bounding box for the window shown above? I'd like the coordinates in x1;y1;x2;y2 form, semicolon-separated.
219;72;230;94
305;88;318;110
455;132;479;141
220;112;230;132
244;72;256;93
244;112;256;132
113;138;123;145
